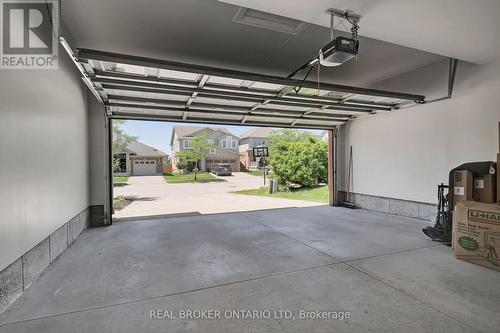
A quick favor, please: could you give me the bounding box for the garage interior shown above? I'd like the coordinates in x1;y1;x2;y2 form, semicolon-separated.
1;0;500;332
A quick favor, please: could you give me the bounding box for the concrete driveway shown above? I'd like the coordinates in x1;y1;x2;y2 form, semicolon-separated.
113;172;323;219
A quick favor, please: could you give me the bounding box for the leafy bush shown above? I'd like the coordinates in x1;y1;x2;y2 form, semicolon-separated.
271;141;328;188
267;129;317;164
175;159;187;171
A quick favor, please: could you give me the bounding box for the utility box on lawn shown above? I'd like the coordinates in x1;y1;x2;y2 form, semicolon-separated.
269;179;278;194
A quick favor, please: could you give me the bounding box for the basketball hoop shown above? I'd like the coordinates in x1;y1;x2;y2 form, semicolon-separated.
252;147;269;185
252;147;268;158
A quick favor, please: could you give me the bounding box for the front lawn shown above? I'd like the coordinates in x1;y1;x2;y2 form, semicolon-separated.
245;170;263;176
113;175;129;187
164;173;226;184
231;186;328;203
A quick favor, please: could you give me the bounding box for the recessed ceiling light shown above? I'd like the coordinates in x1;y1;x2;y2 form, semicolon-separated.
233;7;308;35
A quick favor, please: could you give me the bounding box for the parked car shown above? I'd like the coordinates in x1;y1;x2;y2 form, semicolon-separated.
211;164;232;176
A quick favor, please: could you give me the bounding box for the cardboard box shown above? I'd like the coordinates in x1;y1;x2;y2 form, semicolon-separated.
497;154;500;204
453;170;473;204
453;201;500;271
473;174;497;203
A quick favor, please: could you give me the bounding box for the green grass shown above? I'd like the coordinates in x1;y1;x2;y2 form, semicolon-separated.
113;175;129;187
245;170;265;177
113;196;125;204
163;173;226;184
113;195;133;211
231;186;328;203
244;170;273;178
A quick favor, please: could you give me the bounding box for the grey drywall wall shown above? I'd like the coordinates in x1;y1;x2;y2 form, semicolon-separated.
87;95;106;206
0;48;89;271
337;57;500;204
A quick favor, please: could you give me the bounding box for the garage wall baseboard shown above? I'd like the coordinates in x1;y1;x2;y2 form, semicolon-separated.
338;191;437;222
0;207;90;314
89;205;106;227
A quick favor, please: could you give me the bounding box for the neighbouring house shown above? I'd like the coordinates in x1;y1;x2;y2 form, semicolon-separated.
239;127;274;171
170;126;241;172
115;141;167;176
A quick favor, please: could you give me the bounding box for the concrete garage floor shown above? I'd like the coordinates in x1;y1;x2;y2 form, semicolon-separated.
1;207;499;332
113;173;322;219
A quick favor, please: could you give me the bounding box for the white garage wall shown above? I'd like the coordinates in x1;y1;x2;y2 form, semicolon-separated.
0;46;89;271
337;57;500;204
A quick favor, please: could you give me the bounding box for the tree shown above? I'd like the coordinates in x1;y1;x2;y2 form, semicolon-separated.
267;129;316;147
178;134;212;180
112;120;138;172
271;140;328;189
267;129;317;162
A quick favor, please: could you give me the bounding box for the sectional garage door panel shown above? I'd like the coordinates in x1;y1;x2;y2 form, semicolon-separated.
132;160;157;176
71;48;425;130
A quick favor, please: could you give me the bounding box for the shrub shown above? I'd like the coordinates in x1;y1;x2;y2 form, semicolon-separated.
271;141;328;188
176;159;187;171
267;129;317;164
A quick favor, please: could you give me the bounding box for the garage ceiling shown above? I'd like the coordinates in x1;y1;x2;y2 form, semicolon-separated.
74;48;424;129
62;0;444;87
219;0;500;64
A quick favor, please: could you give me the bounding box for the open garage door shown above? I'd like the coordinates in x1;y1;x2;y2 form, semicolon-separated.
60;41;425;216
61;42;425;130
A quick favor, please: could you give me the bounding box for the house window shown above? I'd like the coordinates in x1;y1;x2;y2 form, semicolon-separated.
209;148;216;155
183;140;192;149
207;139;214;144
222;138;237;148
221;136;235;149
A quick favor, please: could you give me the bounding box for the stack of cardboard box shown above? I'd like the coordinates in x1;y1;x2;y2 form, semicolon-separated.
452;124;500;271
453;170;496;204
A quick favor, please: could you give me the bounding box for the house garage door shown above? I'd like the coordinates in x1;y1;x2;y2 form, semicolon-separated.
133;160;157;175
206;159;238;172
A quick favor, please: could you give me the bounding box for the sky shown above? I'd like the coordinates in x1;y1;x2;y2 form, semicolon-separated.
121;120;322;155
